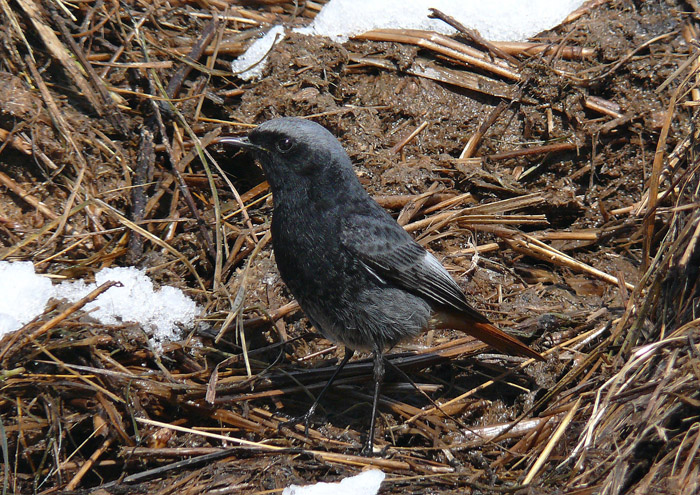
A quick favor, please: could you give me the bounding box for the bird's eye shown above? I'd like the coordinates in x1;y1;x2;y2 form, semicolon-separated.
276;137;294;153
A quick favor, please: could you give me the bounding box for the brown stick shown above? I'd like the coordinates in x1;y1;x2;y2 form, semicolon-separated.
65;436;114;490
428;8;520;65
350;55;516;99
397;182;440;226
0;171;59;220
482;141;579;161
492;41;595;60
374;192;456;211
128;128;155;263
356;29;521;81
390;121;429;154
460;100;510;159
0;128;32;155
49;5;128;134
166;15;219;99
16;0;104;118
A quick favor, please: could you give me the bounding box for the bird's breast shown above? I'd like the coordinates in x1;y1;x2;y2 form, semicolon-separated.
271;202;351;289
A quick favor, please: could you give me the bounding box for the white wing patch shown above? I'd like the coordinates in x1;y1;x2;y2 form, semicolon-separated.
423;251;454;282
362;261;387;284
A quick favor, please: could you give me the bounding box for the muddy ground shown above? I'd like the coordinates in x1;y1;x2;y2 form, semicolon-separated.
1;1;699;494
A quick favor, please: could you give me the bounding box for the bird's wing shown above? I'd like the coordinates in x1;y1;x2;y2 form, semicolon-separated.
340;212;545;361
339;212;489;323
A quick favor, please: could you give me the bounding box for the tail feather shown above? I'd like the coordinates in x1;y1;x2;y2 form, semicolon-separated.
432;312;545;361
464;321;544;361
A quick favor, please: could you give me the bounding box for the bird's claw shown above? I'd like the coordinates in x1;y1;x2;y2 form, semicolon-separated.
278;408;316;436
360;442;374;457
360;440;390;457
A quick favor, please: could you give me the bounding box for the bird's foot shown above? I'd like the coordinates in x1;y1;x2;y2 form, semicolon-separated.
278;407;316;436
360;436;391;457
360;440;374;457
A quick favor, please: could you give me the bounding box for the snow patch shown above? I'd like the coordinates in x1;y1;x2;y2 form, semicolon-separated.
0;262;200;346
232;0;584;80
283;470;385;495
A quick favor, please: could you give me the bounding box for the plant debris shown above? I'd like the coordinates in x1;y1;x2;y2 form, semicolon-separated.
0;1;698;494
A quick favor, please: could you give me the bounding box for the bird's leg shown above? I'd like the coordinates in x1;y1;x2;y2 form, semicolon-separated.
362;349;385;456
280;347;354;435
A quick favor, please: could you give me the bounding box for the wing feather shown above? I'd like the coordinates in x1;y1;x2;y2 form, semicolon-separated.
340;213;489;323
340;211;544;361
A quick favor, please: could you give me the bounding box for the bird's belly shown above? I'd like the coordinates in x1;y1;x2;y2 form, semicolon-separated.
298;287;432;352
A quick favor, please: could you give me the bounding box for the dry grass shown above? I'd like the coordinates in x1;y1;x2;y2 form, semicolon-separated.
0;1;698;494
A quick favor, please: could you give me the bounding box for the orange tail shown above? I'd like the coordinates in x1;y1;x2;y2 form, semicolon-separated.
463;321;544;361
432;312;545;361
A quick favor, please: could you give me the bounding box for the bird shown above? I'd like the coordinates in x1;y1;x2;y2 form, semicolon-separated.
219;117;544;455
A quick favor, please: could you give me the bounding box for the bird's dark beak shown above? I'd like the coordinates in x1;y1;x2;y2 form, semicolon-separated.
218;136;266;153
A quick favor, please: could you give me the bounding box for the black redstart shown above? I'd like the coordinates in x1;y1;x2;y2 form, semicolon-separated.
220;117;543;454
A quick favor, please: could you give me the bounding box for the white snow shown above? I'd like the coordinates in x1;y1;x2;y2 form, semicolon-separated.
0;261;200;345
231;25;285;81
232;0;584;80
0;261;54;336
59;266;200;345
297;0;583;42
283;470;385;495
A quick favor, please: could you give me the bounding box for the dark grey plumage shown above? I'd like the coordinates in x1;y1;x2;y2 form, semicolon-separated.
220;117;542;454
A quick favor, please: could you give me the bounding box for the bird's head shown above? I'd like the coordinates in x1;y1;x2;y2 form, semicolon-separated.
220;117;358;198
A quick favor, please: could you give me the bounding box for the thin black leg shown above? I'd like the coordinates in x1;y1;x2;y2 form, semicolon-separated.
282;347;354;435
362;349;385;455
